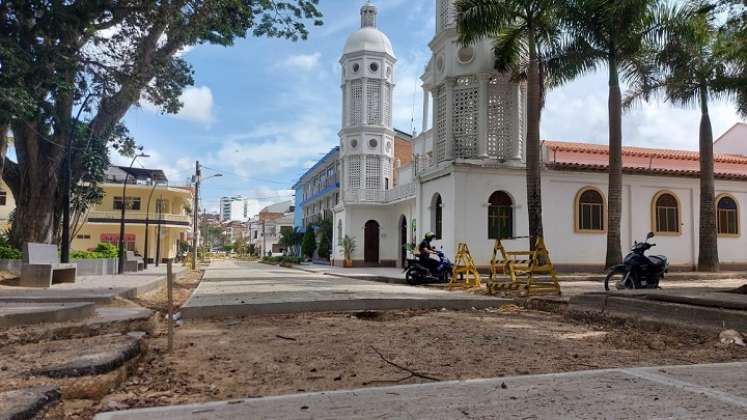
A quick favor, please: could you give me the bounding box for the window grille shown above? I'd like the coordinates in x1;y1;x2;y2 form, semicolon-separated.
435;85;448;162
717;196;739;235
438;0;451;31
488;76;512;161
367;79;382;125
365;156;380;190
348;156;361;189
452;77;479;159
0;191;6;206
654;193;680;233
383;84;392;127
351;80;363;126
577;189;605;231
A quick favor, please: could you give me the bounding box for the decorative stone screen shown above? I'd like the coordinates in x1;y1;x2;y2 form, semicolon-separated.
452;76;479;159
365;155;381;190
351;79;363;126
367;79;382;125
383;84;392;127
348;155;361;189
487;76;512;161
438;0;452;32
435;85;448;163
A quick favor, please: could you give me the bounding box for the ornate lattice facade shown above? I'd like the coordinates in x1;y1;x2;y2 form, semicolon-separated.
348;155;361;189
367;79;382;125
435;85;448;162
487;75;513;161
452;76;479;159
438;0;451;32
383;84;392;127
350;79;363;126
365;155;381;190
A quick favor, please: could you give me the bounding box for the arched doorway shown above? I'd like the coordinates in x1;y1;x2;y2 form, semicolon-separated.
364;220;380;264
399;215;407;267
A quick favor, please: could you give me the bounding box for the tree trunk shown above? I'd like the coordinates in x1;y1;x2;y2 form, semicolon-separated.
605;58;623;268
525;32;544;250
697;88;719;272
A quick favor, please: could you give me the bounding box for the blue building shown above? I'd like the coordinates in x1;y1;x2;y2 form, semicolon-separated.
292;146;340;231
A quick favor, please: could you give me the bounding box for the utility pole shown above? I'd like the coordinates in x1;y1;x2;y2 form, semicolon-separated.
262;220;266;257
191;161;200;270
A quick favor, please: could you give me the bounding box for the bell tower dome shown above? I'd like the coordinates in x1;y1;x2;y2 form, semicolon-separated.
339;2;397;201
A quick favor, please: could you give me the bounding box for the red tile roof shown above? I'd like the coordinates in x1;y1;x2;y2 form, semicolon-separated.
543;140;747;180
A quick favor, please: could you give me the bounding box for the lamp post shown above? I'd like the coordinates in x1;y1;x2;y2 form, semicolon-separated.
191;170;222;269
117;153;149;274
143;178;167;269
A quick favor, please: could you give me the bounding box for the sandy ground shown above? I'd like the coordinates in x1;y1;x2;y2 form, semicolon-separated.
124;269;203;312
91;308;747;416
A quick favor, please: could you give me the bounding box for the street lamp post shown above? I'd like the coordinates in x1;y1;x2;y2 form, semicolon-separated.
143;178;167;269
191;169;222;270
117;153;149;274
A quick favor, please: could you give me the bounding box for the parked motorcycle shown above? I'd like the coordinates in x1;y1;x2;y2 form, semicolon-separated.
404;251;453;285
605;232;669;291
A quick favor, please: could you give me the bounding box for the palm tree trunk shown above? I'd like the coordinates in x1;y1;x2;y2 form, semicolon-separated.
606;57;623;268
525;32;544;250
697;88;719;272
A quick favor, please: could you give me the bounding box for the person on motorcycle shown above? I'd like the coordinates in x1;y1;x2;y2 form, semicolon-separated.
418;232;440;274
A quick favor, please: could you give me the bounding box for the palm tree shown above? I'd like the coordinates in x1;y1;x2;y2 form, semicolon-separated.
558;0;666;268
626;2;745;271
456;0;565;248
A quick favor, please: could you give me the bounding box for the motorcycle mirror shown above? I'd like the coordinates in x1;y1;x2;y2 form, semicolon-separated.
646;232;655;239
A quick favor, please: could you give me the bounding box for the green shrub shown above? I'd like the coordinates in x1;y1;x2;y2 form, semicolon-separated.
0;245;22;259
93;242;119;258
71;249;99;260
301;226;316;259
261;256;302;265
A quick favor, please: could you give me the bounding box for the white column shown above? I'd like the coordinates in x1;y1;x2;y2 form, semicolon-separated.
421;85;430;133
478;73;490;159
444;78;456;161
361;77;368;126
511;83;523;161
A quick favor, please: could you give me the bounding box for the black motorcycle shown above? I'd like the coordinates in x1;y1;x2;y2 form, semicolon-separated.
605;232;669;291
404;251;453;285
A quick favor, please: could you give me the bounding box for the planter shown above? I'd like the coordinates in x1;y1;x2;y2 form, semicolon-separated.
344;259;353;268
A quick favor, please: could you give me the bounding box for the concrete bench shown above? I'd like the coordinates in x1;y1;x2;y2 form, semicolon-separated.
19;243;77;288
124;251;144;272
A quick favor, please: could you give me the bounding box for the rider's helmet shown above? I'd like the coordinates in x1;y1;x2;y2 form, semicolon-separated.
424;232;435;240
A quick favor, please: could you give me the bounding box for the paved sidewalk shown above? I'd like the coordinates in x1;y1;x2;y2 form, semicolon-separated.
0;264;184;303
180;261;507;319
95;361;747;419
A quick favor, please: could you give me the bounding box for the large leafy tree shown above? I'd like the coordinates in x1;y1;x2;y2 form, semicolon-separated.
558;0;665;268
0;0;322;247
626;2;746;271
456;0;565;248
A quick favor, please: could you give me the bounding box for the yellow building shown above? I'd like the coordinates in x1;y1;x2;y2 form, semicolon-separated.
71;166;193;262
0;180;16;231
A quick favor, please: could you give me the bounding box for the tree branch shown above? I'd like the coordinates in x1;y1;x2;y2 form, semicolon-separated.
369;345;441;382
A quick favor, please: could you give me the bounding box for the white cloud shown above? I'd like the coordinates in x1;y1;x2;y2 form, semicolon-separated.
278;52;322;71
140;85;216;125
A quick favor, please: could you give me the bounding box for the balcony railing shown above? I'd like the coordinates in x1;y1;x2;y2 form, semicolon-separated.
343;183;416;204
86;210;192;225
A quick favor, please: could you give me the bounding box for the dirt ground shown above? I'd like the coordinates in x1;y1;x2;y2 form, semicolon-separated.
93;307;746;415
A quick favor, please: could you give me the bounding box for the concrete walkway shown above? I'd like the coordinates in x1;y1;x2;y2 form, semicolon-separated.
180;261;508;319
95;361;747;419
0;264;184;303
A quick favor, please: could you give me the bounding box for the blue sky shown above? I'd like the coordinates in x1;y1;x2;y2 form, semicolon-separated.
118;0;744;215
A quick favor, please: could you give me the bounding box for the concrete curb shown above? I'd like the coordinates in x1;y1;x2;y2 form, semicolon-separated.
0;302;95;329
180;297;511;320
31;336;141;379
0;385;61;420
568;293;747;331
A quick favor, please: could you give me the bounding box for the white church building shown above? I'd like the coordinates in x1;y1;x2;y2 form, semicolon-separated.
330;1;747;272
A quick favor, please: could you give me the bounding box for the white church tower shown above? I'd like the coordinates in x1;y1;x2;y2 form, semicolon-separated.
423;0;526;165
339;1;396;202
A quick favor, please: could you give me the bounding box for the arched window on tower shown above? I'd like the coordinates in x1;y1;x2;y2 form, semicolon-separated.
488;192;513;239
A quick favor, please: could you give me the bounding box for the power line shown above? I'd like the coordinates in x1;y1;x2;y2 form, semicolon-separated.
200;165;295;186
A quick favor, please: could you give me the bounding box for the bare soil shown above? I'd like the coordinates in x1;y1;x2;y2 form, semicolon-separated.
124;269;203;313
92;308;746;416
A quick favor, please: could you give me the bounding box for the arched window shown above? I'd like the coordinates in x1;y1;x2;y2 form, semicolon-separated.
432;194;443;239
488;191;513;239
653;192;680;234
576;188;605;232
717;195;739;236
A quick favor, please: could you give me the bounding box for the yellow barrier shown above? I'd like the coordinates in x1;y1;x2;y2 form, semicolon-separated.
488;236;560;296
449;242;481;289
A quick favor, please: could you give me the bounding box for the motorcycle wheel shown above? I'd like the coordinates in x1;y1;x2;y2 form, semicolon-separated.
405;268;419;285
604;270;635;291
440;269;452;283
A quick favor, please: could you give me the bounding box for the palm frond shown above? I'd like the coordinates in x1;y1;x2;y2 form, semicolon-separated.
455;0;521;46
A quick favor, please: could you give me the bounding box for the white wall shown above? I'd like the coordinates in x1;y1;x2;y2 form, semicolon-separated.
714;123;747;155
417;165;747;270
